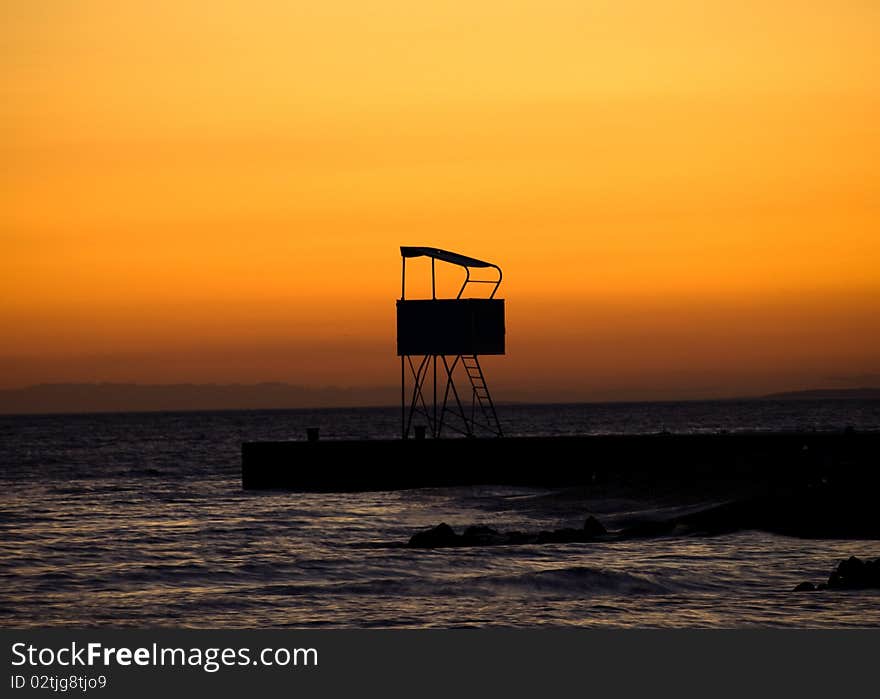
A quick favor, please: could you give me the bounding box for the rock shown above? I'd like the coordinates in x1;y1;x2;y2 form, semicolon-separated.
826;556;880;590
505;531;533;545
793;556;880;592
408;522;459;548
407;517;609;548
583;516;607;538
535;527;589;544
550;527;584;543
461;526;507;546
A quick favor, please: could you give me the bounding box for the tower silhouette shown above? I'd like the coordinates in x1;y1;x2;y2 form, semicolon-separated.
397;246;505;439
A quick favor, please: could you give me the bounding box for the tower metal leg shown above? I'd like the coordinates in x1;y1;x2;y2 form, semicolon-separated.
402;353;503;439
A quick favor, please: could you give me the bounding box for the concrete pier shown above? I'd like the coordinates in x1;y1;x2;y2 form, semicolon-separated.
241;431;878;492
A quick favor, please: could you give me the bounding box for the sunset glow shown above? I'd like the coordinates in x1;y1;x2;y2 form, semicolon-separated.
3;1;878;401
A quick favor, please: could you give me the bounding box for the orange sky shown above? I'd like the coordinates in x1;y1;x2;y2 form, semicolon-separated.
2;1;879;401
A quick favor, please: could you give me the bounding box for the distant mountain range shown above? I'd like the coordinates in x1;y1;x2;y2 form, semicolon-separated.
0;383;876;416
758;388;880;401
0;382;399;415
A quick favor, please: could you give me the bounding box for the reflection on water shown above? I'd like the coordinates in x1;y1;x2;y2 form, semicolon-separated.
1;402;879;628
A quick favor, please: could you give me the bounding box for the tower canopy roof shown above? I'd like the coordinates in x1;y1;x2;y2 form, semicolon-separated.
400;246;496;269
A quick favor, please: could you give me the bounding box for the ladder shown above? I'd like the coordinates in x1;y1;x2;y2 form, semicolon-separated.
461;355;503;437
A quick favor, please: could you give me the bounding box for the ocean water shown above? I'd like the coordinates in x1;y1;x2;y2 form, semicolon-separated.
1;400;879;628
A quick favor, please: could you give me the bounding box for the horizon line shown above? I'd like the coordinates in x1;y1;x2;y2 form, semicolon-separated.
1;383;878;418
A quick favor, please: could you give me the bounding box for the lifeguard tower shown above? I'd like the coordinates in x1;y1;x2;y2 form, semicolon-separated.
397;246;505;439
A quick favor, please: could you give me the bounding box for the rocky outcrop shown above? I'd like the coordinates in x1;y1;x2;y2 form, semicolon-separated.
826;556;880;590
407;522;458;548
792;556;880;592
582;516;607;538
407;516;608;549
